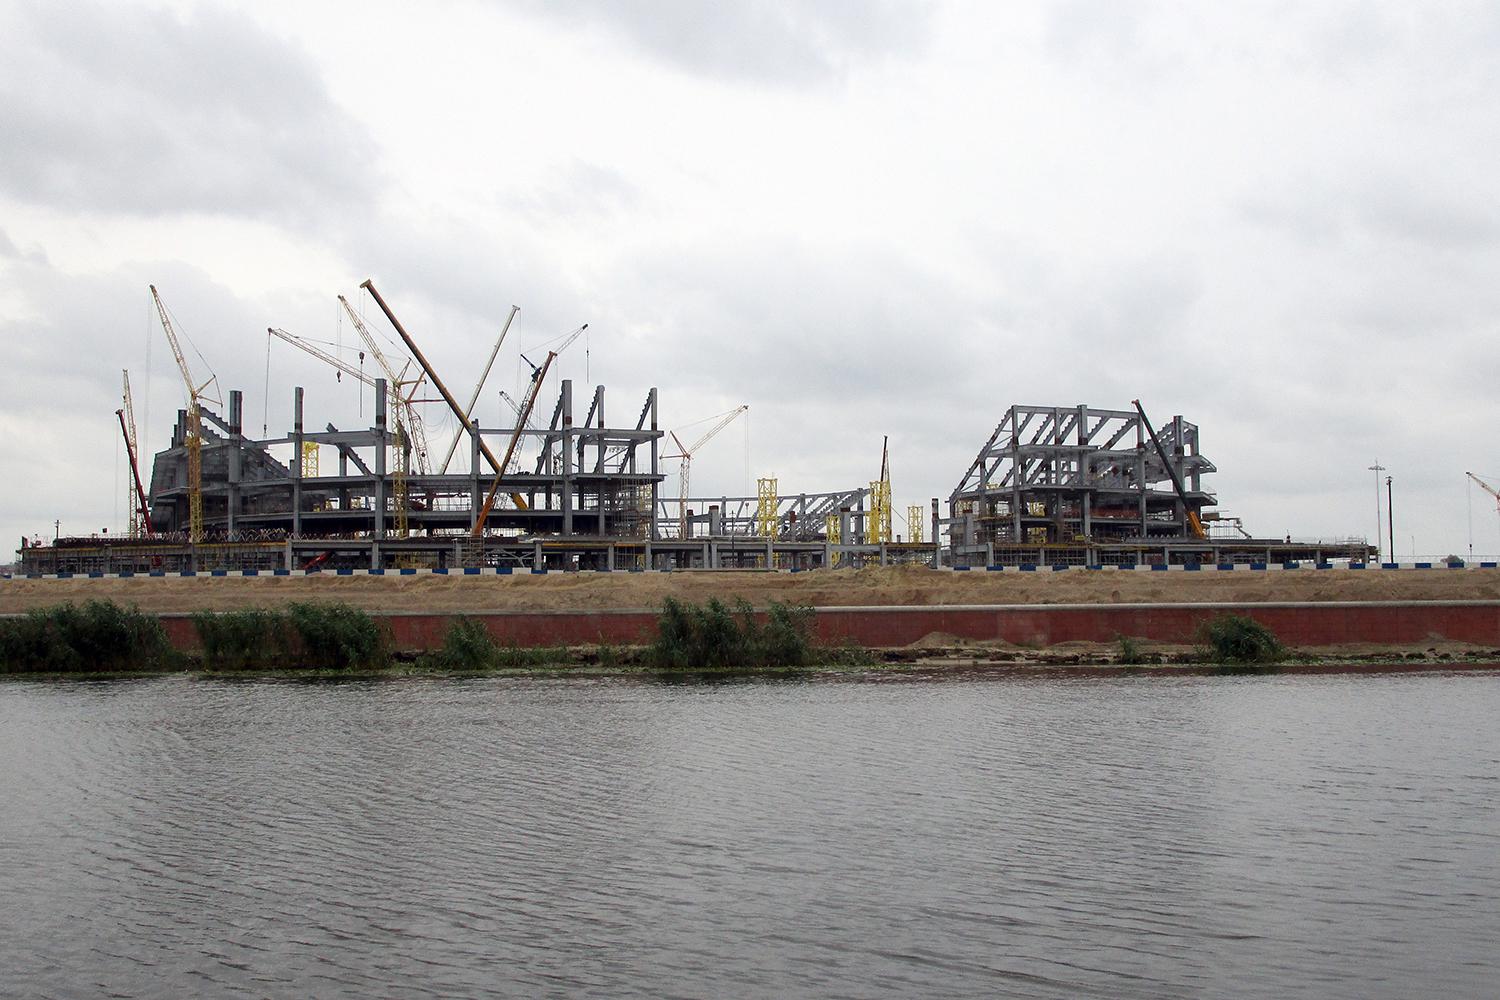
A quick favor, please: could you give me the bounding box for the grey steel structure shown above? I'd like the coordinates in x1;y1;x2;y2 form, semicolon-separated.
946;402;1370;566
138;377;666;569
24;377;885;573
661;488;870;541
950;404;1215;546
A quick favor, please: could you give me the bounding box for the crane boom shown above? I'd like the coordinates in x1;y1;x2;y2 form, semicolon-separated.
440;304;519;474
338;295;431;475
118;370;154;537
359;279;527;508
269;327;379;388
1131;399;1207;541
472;351;556;536
1467;471;1500;502
679;405;749;458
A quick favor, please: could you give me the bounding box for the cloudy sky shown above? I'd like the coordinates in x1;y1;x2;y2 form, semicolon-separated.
2;0;1498;558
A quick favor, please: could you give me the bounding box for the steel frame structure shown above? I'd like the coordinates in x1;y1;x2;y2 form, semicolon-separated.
949;403;1217;555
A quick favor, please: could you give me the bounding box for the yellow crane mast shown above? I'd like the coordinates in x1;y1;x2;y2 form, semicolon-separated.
150;286;219;543
868;436;892;544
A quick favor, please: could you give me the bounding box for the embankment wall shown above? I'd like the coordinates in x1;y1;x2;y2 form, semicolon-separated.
154;601;1500;652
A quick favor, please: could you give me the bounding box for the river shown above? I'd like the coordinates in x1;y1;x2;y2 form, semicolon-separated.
2;672;1497;998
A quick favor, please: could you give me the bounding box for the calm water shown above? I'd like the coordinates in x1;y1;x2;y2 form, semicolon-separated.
2;673;1497;999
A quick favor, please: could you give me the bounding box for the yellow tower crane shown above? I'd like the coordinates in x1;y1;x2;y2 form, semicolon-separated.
665;405;748;539
150;286;219;543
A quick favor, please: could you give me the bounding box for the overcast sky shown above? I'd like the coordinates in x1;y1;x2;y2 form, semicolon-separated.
3;0;1499;558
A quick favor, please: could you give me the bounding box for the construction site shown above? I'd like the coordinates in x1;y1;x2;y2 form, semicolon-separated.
15;282;1370;576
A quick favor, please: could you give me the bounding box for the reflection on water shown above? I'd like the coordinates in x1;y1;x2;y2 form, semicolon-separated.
2;673;1497;998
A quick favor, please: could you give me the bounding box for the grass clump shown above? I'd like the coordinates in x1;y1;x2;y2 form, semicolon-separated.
286;603;385;670
192;608;290;670
0;600;177;674
650;597;818;671
1197;613;1283;669
194;602;386;671
421;617;568;671
1115;635;1149;665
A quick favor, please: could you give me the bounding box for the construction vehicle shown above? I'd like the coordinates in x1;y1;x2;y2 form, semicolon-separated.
665;405;748;538
150;286;220;543
1131;399;1208;541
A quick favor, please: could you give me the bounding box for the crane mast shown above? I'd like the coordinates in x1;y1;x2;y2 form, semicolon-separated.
150;285;218;543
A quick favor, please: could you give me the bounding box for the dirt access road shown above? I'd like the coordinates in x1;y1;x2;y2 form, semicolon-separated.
4;565;1498;615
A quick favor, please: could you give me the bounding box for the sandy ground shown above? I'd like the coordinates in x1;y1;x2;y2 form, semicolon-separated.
4;564;1500;615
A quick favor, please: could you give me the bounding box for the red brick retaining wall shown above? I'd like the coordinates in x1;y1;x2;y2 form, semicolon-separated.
158;602;1500;652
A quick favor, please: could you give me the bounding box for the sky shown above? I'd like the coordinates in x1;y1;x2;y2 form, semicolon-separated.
2;0;1499;559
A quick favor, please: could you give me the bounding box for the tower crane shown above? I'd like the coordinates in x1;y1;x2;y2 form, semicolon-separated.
1466;473;1500;540
150;285;220;543
665;405;748;538
117;369;153;537
338;295;431;475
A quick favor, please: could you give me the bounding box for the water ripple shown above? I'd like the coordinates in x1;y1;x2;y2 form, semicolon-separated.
1;673;1498;998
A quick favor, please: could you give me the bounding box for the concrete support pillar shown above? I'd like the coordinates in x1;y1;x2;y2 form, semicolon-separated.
561;380;574;536
470;419;483;532
648;387;660;541
292;387;304;539
227;390;243;537
534;539;543;569
373;378;387;541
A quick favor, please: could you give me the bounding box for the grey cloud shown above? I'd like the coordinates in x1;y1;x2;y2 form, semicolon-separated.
509;0;932;84
0;228;16;258
0;2;380;224
1246;174;1500;253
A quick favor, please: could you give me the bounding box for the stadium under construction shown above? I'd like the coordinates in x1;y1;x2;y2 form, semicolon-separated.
16;283;1371;574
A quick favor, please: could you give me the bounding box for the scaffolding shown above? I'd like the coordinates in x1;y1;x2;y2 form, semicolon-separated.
756;478;778;539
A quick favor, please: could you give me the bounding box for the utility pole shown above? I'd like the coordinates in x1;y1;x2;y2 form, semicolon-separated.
1367;460;1385;562
1386;476;1394;565
53;519;60;541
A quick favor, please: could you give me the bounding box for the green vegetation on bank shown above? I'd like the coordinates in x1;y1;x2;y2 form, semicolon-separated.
649;596;848;671
194;603;387;670
1198;613;1284;670
420;617;568;671
0;600;178;674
